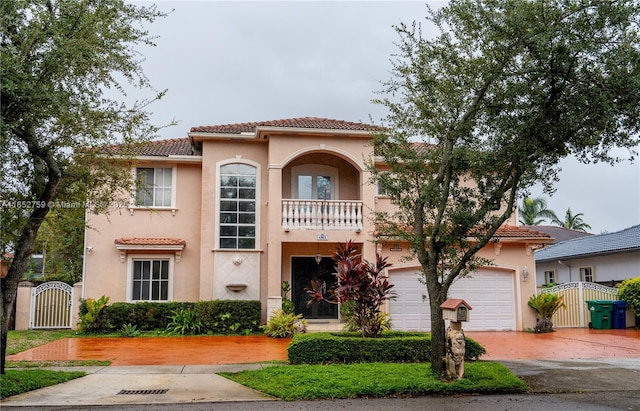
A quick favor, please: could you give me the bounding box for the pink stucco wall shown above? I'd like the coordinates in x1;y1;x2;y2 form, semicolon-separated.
82;126;542;329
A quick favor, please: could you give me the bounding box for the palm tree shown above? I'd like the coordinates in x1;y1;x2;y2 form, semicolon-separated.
552;208;592;232
518;197;558;225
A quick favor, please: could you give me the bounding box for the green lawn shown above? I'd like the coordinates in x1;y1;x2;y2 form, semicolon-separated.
1;369;86;399
6;329;79;355
220;361;527;400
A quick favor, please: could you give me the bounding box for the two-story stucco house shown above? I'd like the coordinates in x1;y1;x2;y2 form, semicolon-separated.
82;117;551;331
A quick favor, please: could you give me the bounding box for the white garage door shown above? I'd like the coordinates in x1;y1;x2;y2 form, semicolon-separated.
389;268;516;331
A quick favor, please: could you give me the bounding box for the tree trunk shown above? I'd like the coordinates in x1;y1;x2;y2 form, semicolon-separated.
0;284;18;374
1;216;51;373
422;262;448;375
429;292;447;375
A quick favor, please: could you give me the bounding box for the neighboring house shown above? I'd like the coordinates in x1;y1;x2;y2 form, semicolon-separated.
535;225;640;286
523;225;592;244
83;117;552;331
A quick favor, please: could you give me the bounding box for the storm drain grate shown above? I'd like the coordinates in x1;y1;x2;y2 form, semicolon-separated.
117;389;169;395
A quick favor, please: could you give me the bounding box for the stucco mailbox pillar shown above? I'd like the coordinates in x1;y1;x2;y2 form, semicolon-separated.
440;298;472;380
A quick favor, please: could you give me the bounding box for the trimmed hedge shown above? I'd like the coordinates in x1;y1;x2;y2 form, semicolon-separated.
287;332;486;364
79;300;261;334
193;300;261;334
98;301;193;332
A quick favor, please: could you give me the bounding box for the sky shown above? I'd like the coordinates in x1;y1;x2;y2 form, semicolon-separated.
129;1;639;235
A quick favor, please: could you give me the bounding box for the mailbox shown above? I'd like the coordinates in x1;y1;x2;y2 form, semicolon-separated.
440;298;472;322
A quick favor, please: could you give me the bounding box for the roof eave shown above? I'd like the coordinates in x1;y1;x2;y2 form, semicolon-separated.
536;246;640;262
107;155;203;163
189;127;373;141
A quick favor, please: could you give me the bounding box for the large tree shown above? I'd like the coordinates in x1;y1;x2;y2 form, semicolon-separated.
370;0;639;375
0;0;167;373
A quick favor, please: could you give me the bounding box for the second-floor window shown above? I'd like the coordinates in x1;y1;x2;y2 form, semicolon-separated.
219;163;256;249
292;164;338;200
135;167;173;207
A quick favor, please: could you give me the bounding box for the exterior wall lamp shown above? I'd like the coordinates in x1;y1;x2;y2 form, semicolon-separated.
522;266;529;281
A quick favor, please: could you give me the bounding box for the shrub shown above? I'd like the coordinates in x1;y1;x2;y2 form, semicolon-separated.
167;308;202;335
85;300;260;334
307;241;396;338
618;277;640;316
194;300;261;334
528;293;566;333
287;332;485;364
119;323;140;338
263;309;307;338
341;300;391;333
99;301;192;332
78;295;110;332
281;281;295;315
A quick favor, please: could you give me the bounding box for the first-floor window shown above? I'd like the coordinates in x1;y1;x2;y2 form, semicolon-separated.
579;267;594;282
132;259;169;301
544;270;556;284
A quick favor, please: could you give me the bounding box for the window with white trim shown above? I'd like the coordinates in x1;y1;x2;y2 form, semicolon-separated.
544;270;556;284
219;163;256;249
131;259;170;301
579;267;594;282
135;167;173;207
292;165;338;200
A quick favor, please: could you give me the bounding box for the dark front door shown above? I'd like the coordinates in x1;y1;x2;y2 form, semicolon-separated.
292;256;338;319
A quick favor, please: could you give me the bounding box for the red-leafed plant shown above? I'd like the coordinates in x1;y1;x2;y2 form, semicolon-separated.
306;241;396;338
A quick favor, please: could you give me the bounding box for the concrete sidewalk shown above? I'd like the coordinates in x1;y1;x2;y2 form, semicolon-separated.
1;364;275;407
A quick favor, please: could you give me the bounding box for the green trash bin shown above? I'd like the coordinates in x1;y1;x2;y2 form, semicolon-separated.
586;300;613;329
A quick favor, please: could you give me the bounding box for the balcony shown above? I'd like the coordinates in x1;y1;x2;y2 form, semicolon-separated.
282;199;363;230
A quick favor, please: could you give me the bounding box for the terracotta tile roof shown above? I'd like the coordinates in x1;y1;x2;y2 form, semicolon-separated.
107;138;194;157
190;117;378;134
376;224;550;242
114;237;186;246
494;225;551;239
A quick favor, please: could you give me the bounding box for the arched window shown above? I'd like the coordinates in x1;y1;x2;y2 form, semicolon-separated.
219;163;257;249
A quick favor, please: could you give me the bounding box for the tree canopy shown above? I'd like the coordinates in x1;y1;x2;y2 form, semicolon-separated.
370;0;640;375
0;0;168;373
551;207;592;232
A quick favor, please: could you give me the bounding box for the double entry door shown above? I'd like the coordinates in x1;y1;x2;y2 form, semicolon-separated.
292;256;338;319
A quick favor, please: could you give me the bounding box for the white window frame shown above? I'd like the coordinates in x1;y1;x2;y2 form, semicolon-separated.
544;270;556;284
126;254;174;302
291;164;339;200
133;166;176;208
579;267;594;282
216;160;260;250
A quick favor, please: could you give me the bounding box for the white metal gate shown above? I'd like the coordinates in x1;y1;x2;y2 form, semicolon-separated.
30;281;73;329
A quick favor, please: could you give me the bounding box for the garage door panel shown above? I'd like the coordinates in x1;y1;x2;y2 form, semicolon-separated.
390;268;516;331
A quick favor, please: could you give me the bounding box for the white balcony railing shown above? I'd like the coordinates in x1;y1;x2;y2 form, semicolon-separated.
282;199;363;230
